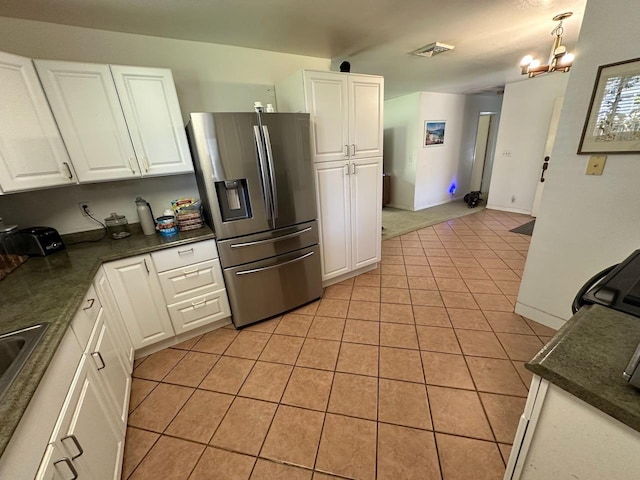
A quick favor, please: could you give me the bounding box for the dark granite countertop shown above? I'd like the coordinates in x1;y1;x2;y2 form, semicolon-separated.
526;304;640;432
0;226;215;457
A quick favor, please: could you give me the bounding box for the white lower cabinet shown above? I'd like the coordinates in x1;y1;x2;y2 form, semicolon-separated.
37;356;123;480
314;156;382;281
103;254;175;349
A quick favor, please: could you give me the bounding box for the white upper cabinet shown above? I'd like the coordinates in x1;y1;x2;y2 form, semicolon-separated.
34;60;140;182
277;70;384;163
348;75;384;159
0;51;75;192
111;66;193;176
303;71;350;162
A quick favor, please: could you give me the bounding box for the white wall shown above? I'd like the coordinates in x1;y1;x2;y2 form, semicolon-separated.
486;74;569;214
516;0;640;326
0;17;330;234
383;93;420;209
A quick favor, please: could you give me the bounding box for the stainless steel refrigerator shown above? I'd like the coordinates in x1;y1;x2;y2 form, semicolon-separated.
186;111;322;328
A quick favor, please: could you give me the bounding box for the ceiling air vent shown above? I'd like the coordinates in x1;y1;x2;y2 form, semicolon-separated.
411;42;455;57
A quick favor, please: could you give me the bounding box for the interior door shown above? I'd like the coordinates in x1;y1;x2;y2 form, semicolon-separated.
532;96;564;217
34;60;139;182
314;160;351;280
348;75;384;159
261;113;317;229
0;51;75;192
350;157;382;269
304;71;349;162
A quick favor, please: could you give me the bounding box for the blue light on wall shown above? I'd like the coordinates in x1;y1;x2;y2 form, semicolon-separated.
449;183;457;195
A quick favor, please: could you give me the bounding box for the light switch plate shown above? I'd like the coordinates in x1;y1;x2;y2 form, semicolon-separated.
586;155;607;175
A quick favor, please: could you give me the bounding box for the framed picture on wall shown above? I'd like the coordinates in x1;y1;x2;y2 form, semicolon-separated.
424;121;446;147
578;57;640;154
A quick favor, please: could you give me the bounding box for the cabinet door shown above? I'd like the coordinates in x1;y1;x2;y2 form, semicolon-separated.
34;60;140;183
304;71;349;163
103;255;175;349
53;356;123;480
90;309;131;429
94;267;134;370
110;65;193;176
0;51;75;192
348;75;384;159
314;160;351;280
350;157;382;269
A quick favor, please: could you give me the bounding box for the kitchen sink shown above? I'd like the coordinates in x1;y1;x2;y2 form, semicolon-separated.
0;323;49;400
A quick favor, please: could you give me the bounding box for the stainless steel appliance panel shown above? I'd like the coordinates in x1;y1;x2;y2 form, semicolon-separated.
224;245;322;328
217;220;319;268
260;113;317;229
187;112;272;239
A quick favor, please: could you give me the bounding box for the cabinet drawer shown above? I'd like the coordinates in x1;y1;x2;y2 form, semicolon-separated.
151;239;218;273
167;290;231;334
158;259;225;304
70;284;101;350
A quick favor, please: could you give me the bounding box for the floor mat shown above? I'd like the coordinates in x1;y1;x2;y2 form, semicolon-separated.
510;220;536;236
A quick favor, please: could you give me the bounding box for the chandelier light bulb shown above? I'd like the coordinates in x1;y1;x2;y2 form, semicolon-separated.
520;55;533;67
561;53;575;65
530;59;541;69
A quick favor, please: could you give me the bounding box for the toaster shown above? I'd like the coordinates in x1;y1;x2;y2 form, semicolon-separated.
10;227;65;256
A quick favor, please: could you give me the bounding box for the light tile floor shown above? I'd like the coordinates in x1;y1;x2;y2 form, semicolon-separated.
123;209;557;480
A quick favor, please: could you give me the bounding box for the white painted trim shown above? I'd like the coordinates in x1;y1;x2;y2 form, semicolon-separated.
515;302;567;330
322;263;377;287
413;194;463;211
386;203;414;211
486;204;532;215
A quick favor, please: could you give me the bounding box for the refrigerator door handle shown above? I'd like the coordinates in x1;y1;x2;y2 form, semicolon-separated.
235;251;314;276
230;226;313;248
262;125;278;221
253;125;272;221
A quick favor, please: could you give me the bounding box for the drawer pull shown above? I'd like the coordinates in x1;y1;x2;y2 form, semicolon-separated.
236;251;314;276
61;434;84;459
178;248;194;255
191;298;207;307
83;298;95;311
53;458;78;479
182;267;199;276
230;227;312;249
91;351;106;370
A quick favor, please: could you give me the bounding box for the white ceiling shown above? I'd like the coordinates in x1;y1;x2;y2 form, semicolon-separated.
0;0;587;98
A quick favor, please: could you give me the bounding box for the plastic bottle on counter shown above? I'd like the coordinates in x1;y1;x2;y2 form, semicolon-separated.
135;197;156;236
266;104;275;113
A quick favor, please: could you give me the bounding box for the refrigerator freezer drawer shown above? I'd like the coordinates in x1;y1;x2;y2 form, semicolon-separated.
217;220;319;268
167;288;231;334
224;245;322;328
158;259;226;304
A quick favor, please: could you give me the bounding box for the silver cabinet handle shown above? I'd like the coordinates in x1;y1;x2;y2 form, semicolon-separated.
351;163;357;175
53;457;78;479
230;227;312;248
236;251;314;276
63;162;73;179
344;144;349;157
141;156;150;172
351;144;356;156
92;351;106;370
191;298;207;307
182;267;199;275
61;435;83;460
178;248;194;255
83;298;95;311
143;258;150;274
128;157;136;174
344;164;349;176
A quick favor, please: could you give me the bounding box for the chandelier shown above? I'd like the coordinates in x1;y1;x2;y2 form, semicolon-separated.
520;12;575;78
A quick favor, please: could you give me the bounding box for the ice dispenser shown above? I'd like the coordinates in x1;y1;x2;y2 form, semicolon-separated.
215;179;252;221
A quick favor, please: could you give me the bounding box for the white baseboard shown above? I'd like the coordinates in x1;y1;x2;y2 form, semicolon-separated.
386;203;413;210
486;204;532;215
515;302;567;330
413;195;463;211
322;263;378;287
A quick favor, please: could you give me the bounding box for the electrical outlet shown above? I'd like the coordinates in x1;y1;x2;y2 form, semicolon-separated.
78;202;91;217
502;150;512;157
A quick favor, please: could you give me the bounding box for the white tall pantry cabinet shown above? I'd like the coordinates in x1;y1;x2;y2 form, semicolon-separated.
277;70;383;282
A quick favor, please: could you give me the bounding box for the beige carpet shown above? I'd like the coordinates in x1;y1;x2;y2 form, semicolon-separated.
382;200;484;240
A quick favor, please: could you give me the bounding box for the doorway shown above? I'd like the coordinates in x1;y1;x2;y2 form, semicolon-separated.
470;113;497;196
